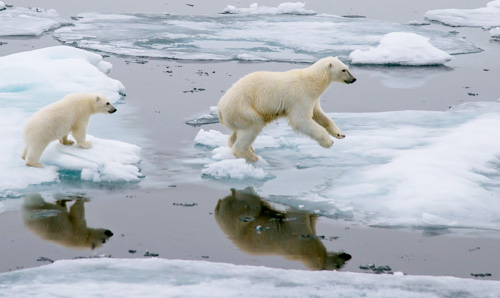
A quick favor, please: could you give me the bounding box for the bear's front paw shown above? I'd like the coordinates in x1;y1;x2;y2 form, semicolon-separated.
319;137;333;148
78;141;92;149
60;139;75;146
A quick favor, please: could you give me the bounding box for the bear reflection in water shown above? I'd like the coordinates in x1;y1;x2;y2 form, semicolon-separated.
22;193;113;250
215;188;351;270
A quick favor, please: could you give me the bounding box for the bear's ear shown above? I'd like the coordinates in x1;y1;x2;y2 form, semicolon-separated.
95;96;100;102
328;63;332;68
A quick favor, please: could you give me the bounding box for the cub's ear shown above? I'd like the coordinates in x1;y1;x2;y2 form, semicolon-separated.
95;96;100;102
328;63;333;68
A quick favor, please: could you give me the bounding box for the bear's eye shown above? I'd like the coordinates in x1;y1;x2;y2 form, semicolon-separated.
342;69;346;72
106;102;110;105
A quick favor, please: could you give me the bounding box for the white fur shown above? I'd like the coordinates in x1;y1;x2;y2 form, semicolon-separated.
217;57;356;162
22;92;117;167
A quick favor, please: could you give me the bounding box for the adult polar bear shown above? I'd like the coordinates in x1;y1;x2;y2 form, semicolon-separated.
217;57;356;162
22;92;117;167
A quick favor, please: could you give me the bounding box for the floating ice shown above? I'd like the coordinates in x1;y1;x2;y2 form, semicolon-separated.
425;0;500;29
186;101;500;234
222;2;316;15
53;4;480;63
0;5;67;36
186;106;219;127
0;258;499;298
0;46;136;197
349;32;453;66
491;27;500;41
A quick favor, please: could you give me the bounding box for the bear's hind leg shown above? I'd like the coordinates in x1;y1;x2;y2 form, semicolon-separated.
59;135;75;146
232;128;260;162
21;147;27;160
228;131;237;148
25;143;48;167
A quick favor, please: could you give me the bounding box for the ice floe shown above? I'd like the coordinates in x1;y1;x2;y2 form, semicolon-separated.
491;27;500;41
425;0;500;29
0;5;67;36
222;2;316;15
349;32;453;66
0;258;499;298
53;4;480;63
0;46;139;198
186;101;500;234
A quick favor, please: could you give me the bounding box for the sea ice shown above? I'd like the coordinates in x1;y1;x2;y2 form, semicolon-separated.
0;5;67;36
222;2;316;15
0;46;138;197
491;27;500;41
0;258;499;298
53;3;480;63
186;101;500;234
349;32;453;66
425;0;500;29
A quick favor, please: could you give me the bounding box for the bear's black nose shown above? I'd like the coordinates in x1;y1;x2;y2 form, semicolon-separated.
104;230;113;237
109;108;117;114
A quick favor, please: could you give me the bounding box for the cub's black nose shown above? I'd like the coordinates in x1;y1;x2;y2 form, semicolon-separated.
104;230;113;237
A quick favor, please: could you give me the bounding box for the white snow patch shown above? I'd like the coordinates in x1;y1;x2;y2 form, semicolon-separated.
0;6;67;36
0;258;499;298
201;158;272;180
349;32;453;65
222;2;316;15
425;0;500;29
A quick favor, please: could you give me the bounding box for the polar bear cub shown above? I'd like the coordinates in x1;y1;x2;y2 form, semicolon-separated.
22;92;117;167
217;57;356;162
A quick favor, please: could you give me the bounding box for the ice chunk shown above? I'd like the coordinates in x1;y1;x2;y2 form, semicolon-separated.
491;27;500;41
0;5;67;36
53;6;480;63
201;158;273;180
425;0;500;29
185;101;500;234
0;258;499;297
349;32;453;66
222;2;316;15
186;106;219;127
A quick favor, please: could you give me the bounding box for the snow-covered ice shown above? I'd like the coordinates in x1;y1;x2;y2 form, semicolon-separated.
53;3;480;63
425;0;500;29
185;101;500;234
0;5;67;36
222;2;316;15
0;46;139;198
349;32;453;66
491;27;500;41
0;258;499;298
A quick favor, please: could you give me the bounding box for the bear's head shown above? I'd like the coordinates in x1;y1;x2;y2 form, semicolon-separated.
324;57;356;84
94;94;117;114
88;228;114;250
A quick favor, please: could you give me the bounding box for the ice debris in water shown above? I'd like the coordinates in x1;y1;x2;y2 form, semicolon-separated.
0;5;68;36
0;258;499;297
425;0;500;29
185;106;219;127
222;2;317;15
186;101;500;233
349;32;453;66
53;4;480;63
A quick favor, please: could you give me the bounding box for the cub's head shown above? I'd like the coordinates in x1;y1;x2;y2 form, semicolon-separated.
93;94;117;114
323;57;356;84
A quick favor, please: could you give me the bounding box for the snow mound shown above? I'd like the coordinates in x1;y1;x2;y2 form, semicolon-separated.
349;32;453;65
425;0;500;29
491;27;500;40
0;258;499;298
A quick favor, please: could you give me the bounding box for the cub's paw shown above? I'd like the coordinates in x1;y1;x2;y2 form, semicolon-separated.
60;139;75;146
319;137;334;148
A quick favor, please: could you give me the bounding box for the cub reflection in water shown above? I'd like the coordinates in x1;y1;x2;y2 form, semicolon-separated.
22;193;113;250
215;188;351;270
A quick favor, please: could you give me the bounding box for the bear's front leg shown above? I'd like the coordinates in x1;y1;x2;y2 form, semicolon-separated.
290;117;333;148
312;102;345;139
72;126;92;149
59;135;75;146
